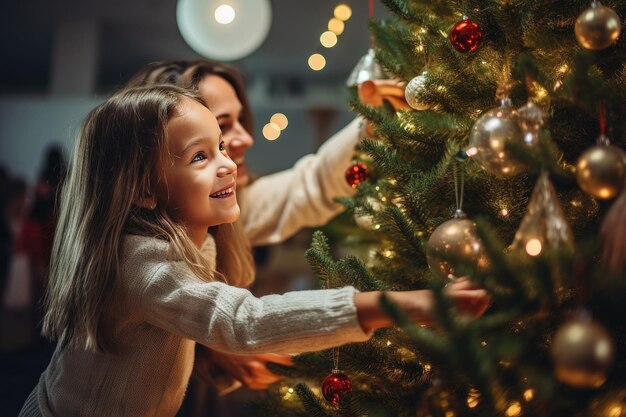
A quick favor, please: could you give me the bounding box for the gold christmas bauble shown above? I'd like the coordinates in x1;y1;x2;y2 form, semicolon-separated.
575;2;622;50
576;144;626;199
551;316;615;389
469;98;525;177
426;214;487;279
405;71;430;110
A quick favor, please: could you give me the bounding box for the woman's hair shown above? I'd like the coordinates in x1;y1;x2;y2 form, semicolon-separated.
127;60;254;137
125;61;188;89
42;85;254;352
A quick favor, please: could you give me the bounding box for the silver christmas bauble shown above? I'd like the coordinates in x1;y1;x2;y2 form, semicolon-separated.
405;72;430;110
575;1;622;50
426;213;487;279
469;98;525;177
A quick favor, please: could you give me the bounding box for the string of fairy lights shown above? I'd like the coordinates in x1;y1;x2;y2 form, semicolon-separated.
308;4;353;71
261;3;353;141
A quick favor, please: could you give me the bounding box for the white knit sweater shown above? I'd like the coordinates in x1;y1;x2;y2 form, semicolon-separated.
21;234;370;417
19;118;365;417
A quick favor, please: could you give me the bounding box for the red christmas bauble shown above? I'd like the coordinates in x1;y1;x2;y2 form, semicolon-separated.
322;371;352;404
450;17;483;53
345;162;369;188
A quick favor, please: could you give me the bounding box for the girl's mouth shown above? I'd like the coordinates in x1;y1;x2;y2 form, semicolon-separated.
209;185;235;198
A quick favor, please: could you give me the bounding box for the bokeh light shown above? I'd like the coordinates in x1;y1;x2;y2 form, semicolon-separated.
308;53;326;70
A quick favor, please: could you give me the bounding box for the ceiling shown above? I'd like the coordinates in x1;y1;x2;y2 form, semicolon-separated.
2;0;391;95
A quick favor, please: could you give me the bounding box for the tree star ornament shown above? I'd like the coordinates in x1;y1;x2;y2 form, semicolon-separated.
469;97;525;177
345;162;370;188
576;136;626;200
575;1;622;50
450;16;483;53
551;312;615;389
322;370;352;405
405;71;430;110
509;171;575;256
346;48;387;87
426;210;487;280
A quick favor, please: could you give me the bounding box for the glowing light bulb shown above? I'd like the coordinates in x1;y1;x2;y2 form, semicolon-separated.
466;147;478;157
214;4;235;24
525;239;542;256
505;401;522;417
523;388;534;402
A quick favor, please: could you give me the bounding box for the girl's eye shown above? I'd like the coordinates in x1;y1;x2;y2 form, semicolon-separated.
192;152;206;162
219;141;226;152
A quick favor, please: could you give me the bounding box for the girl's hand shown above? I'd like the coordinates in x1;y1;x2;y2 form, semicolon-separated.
444;276;491;318
208;351;293;390
355;279;490;332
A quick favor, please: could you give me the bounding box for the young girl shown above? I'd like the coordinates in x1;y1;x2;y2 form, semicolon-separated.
128;60;367;392
19;85;489;417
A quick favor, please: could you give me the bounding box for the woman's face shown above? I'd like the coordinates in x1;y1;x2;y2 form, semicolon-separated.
198;75;254;187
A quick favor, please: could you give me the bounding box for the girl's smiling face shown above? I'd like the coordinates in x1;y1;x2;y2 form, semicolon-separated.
156;97;239;246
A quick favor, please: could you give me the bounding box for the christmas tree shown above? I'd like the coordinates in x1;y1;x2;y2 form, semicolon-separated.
254;1;626;416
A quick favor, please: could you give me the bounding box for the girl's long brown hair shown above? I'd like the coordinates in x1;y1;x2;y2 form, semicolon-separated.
42;85;254;352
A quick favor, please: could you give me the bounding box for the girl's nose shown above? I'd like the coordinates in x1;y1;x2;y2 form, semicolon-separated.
217;153;238;176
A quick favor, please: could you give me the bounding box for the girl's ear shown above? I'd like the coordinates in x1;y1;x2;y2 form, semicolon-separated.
135;194;157;210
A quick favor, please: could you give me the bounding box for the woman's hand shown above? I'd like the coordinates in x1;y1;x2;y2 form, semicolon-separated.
206;350;294;390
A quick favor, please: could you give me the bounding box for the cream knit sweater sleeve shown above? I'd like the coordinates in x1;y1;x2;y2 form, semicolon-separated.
139;259;372;355
240;117;362;246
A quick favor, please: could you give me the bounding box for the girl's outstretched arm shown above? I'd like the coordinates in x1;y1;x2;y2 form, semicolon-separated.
355;278;490;332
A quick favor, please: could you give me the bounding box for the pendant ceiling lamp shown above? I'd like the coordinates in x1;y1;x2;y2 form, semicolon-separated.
177;0;272;61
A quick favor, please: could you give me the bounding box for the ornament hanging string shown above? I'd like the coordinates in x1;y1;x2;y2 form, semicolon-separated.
368;0;375;47
326;272;341;370
598;101;606;136
496;57;515;101
572;259;589;307
453;160;465;215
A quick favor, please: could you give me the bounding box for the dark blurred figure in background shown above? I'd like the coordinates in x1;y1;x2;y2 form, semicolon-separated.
21;145;66;295
1;146;65;416
0;166;11;303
